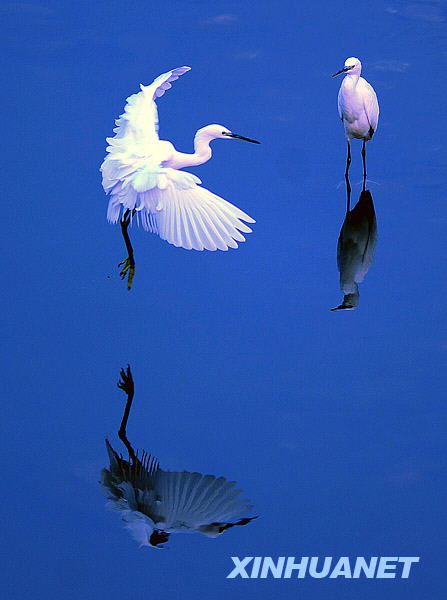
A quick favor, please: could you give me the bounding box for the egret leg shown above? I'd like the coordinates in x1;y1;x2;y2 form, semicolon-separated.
117;365;137;464
345;173;352;213
345;139;351;178
119;209;136;290
362;140;367;191
345;140;352;211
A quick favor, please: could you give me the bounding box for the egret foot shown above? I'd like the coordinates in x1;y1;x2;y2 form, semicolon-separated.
117;365;137;463
118;255;135;290
117;365;134;397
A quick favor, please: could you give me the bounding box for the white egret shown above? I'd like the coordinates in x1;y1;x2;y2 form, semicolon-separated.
101;367;256;548
331;190;377;311
101;67;259;252
333;57;379;184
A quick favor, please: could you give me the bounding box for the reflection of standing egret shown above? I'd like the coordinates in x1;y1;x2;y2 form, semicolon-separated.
101;367;256;548
331;190;377;311
333;57;379;188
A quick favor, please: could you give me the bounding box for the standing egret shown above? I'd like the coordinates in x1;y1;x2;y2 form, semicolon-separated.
101;66;259;258
331;189;377;311
101;366;256;548
332;57;379;187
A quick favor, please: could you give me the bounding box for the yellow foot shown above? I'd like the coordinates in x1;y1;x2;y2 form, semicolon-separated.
118;256;135;290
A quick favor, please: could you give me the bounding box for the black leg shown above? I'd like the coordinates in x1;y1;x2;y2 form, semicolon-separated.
119;209;136;290
345;172;351;213
362;140;367;191
117;365;137;464
345;139;351;178
345;140;352;212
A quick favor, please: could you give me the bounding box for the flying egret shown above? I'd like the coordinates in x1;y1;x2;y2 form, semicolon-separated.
332;57;379;186
101;366;256;549
101;66;259;255
331;189;377;311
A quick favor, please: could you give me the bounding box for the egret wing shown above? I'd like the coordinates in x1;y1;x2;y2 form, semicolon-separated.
101;66;190;192
105;66;190;155
101;440;160;499
151;471;253;531
360;78;379;133
106;167;255;251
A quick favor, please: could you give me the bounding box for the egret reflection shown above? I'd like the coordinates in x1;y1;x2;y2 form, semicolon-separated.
332;188;377;311
101;366;256;548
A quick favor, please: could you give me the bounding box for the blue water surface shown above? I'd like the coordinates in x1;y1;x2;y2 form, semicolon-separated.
2;0;446;598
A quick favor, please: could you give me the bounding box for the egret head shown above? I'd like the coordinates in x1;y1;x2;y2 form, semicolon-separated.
148;529;170;549
197;124;260;143
330;291;360;311
332;57;362;77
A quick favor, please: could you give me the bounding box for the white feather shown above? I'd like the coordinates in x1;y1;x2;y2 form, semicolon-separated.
150;471;252;532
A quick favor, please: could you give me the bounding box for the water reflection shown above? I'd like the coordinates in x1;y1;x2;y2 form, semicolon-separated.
101;366;256;548
332;186;377;311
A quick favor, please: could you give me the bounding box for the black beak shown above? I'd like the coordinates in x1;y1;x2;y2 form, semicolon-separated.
332;66;353;77
225;132;260;144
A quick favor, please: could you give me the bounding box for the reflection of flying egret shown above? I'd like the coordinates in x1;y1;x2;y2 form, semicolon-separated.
101;67;259;255
333;57;379;186
331;190;377;311
101;367;256;549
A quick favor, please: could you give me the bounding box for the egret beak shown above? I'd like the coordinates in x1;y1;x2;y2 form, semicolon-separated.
332;66;353;77
225;132;260;144
330;292;359;311
330;304;355;311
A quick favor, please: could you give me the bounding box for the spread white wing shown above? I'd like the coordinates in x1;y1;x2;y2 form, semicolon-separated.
102;66;191;164
101;439;253;545
101;66;255;251
149;471;253;531
106;172;255;251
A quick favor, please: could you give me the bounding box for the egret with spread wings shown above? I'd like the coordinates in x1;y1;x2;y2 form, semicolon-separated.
333;57;379;186
101;67;259;254
101;366;256;549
